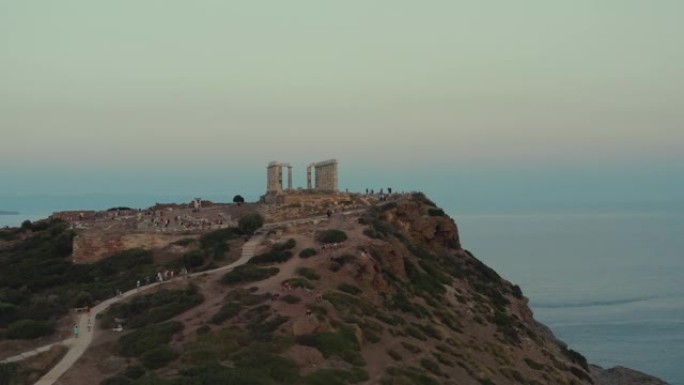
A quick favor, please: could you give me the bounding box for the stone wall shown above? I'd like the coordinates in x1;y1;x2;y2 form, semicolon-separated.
72;232;193;263
51;211;98;221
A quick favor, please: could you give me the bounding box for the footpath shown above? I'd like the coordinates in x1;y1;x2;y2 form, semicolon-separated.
1;211;353;385
1;229;268;385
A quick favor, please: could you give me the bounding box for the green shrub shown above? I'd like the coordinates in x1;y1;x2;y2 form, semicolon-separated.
248;249;293;264
299;248;318;258
427;208;446;217
404;325;427;341
272;238;296;251
248;315;289;338
363;228;382;239
199;228;238;249
306;304;328;318
329;262;341;272
315;229;348;244
387;349;402;361
337;283;362;295
381;366;440;385
93;248;154;275
524;358;545;370
211;303;241;324
224;288;268;306
238;213;264;234
5;319;54;339
172;238;196;246
118;321;183;357
106;289;204;329
123;365;145;380
420;358;442;375
182;250;205;268
304;368;369;385
390;291;429;318
100;375;133;385
323;292;376;317
379;202;397;212
282;294;301;304
411;192;437;207
401;341;422;353
561;345;589;371
210;241;228;261
230;347;300;384
140;345;179;369
295;325;364;366
511;284;523;299
296;267;320;280
222;265;279;284
0;362;18;385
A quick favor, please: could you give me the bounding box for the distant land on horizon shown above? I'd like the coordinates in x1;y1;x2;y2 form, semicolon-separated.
0;210;19;215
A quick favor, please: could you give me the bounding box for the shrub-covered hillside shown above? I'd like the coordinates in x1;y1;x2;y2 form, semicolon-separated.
80;194;601;385
0;221;242;343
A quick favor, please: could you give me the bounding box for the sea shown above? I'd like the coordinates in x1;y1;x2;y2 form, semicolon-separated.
455;211;684;385
1;204;682;384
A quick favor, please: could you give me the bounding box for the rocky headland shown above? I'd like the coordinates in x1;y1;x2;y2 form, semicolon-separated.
0;193;669;384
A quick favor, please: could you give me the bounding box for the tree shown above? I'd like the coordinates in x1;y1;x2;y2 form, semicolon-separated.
232;195;245;205
238;213;264;235
0;363;17;385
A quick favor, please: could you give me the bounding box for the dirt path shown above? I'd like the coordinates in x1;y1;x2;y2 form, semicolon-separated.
1;212;357;385
1;231;268;385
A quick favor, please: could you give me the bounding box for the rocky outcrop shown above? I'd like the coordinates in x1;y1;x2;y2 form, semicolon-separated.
592;366;669;385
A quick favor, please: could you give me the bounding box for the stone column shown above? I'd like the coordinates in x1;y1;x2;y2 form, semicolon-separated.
267;161;282;192
278;166;283;190
307;165;313;190
287;166;293;190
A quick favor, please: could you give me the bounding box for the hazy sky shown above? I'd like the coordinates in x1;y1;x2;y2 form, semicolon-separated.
1;1;683;209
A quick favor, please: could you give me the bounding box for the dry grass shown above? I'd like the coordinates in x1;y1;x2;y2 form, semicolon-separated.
12;345;68;385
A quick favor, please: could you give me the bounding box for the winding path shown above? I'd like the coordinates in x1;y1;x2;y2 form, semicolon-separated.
2;229;270;384
1;211;349;384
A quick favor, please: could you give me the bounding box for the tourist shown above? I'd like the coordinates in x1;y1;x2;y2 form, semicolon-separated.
73;323;80;338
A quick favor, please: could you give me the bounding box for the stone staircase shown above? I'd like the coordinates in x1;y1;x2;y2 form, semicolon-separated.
239;230;266;261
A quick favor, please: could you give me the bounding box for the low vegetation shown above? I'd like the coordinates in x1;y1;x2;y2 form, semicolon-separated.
299;247;318;258
295;324;365;366
315;229;347;244
237;213;264;235
222;264;279;284
102;287;203;329
296;267;320;280
118;321;183;357
248;238;296;264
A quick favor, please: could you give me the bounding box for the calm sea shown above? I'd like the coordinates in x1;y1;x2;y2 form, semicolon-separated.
0;213;50;228
456;211;684;385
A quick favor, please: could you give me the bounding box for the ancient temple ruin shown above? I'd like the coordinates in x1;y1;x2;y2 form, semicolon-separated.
307;159;338;192
263;159;340;204
266;161;293;193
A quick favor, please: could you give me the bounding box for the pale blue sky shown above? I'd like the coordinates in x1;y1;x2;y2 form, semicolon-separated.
1;1;683;211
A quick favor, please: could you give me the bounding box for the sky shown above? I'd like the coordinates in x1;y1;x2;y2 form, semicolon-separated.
1;1;683;213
